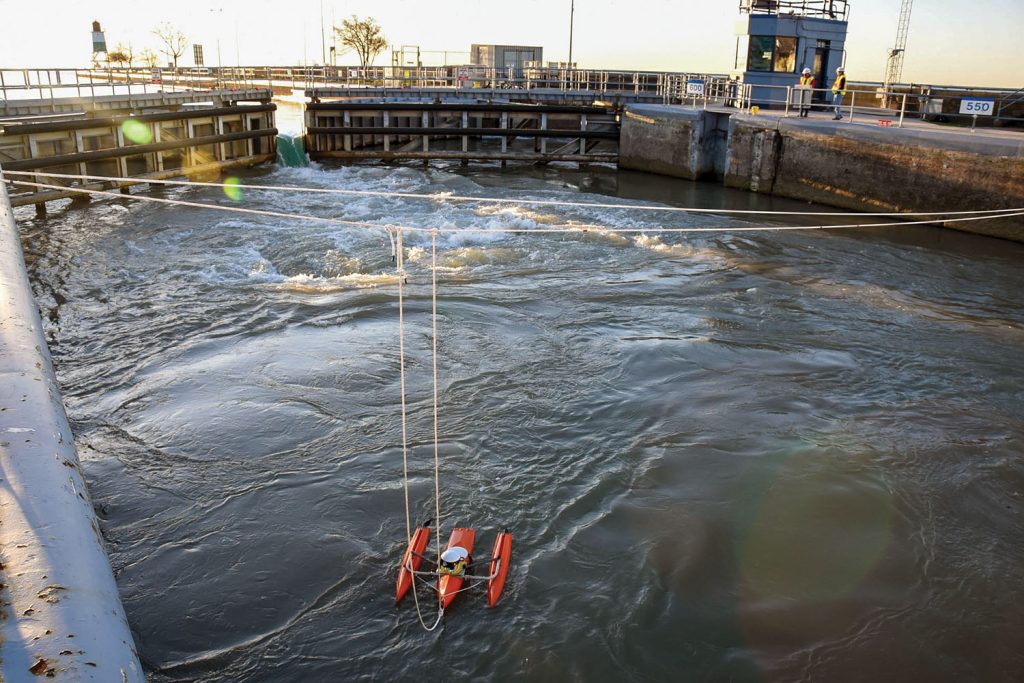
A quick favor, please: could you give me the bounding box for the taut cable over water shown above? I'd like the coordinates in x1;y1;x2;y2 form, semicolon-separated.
4;170;1023;219
3;174;1023;235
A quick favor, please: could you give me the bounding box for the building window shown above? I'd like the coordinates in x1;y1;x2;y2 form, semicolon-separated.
746;35;799;73
747;35;774;72
773;37;797;72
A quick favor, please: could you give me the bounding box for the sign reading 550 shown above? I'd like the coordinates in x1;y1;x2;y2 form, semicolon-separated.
959;98;995;115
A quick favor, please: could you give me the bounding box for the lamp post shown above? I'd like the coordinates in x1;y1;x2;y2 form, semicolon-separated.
568;0;575;68
209;8;223;86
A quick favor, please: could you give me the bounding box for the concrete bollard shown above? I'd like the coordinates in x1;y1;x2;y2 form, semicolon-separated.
0;167;143;681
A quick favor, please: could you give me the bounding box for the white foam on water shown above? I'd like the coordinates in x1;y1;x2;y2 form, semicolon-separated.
270;272;400;293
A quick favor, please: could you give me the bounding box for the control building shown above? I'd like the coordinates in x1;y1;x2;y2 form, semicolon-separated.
733;0;849;106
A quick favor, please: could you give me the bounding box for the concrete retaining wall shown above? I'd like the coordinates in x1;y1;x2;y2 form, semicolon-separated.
621;104;1024;242
0;172;143;680
619;104;731;180
723;115;1024;241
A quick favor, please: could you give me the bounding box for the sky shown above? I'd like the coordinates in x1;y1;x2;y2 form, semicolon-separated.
0;0;1021;88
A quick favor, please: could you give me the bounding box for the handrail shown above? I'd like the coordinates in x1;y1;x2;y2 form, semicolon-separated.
735;81;1024;127
738;0;850;21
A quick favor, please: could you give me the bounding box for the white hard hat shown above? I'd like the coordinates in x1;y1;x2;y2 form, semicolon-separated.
836;66;845;73
802;68;811;75
441;546;468;563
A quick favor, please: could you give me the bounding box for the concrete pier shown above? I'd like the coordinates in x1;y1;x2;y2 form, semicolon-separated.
723;114;1024;240
619;104;731;180
620;104;1024;241
0;172;143;680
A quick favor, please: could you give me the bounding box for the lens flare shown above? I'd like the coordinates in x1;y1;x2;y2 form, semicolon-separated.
121;118;153;144
223;177;243;201
737;449;894;602
734;445;895;653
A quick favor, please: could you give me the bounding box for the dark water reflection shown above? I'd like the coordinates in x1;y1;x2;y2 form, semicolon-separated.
18;161;1024;681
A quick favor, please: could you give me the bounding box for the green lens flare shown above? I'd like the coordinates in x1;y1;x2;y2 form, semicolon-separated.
121;118;153;144
223;177;243;201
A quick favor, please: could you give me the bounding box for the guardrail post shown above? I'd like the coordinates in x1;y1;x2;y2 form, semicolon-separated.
898;93;907;127
848;90;856;123
785;86;791;116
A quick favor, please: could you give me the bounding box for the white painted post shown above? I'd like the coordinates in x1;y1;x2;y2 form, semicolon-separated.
898;93;907;128
383;111;390;152
153;122;164;171
0;167;144;682
343;111;351;152
848;90;856;123
462;110;469;153
539;112;547;155
114;124;129;177
579;113;587;154
421;111;429;152
185;118;195;168
216;115;226;161
74;131;87;180
501;111;508;153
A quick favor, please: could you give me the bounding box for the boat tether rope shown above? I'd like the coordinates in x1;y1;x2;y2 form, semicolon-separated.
395;227;446;632
5;177;1023;235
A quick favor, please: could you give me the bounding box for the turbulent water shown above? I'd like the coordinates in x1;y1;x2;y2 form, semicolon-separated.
17;160;1024;682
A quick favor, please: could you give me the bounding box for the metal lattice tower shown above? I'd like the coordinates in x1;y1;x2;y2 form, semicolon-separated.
884;0;914;90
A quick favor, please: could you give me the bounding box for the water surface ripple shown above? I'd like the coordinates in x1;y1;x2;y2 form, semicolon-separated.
19;162;1024;682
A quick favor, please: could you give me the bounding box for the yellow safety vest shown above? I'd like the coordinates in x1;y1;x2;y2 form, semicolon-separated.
799;75;814;86
832;74;847;95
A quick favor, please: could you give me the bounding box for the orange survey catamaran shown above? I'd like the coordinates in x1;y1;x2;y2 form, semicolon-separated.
396;521;512;610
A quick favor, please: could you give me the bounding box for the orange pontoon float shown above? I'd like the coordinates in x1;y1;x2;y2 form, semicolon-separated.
396;521;512;611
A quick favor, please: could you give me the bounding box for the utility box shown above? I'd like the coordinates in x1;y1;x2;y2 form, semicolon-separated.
733;0;849;107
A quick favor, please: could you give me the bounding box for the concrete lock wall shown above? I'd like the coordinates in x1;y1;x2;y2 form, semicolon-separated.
619;104;731;181
723;115;1024;241
0;173;143;681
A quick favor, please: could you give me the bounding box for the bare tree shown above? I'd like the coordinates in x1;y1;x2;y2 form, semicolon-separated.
139;48;161;69
107;50;129;67
113;42;135;69
334;16;387;69
152;22;188;69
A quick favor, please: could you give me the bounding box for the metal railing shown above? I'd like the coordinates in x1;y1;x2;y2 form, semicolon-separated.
1;66;737;107
738;0;850;21
733;82;1024;128
0;67;270;106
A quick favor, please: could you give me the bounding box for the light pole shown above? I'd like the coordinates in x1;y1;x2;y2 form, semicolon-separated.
568;0;575;68
209;8;223;85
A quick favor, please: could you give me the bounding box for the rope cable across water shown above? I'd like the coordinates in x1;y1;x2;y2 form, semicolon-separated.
3;170;1022;219
4;178;1023;235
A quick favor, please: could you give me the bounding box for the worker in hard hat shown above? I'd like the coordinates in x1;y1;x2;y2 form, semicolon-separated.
831;66;848;120
439;546;470;576
797;67;815;117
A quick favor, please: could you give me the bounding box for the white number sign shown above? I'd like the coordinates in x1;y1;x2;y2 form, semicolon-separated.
959;98;994;115
686;80;705;96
